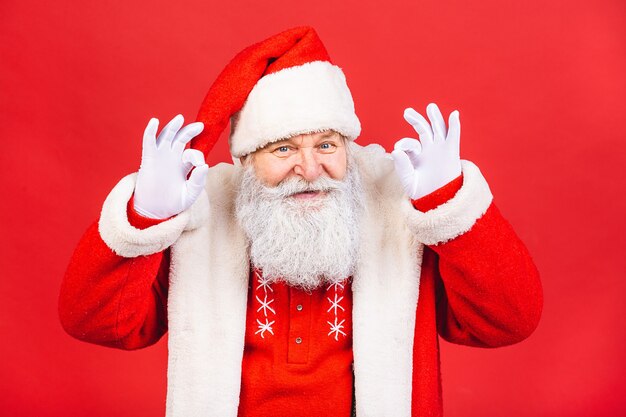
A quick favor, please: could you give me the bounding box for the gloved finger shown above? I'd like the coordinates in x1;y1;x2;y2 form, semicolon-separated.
391;149;416;176
447;110;461;148
184;164;209;206
142;118;159;157
403;108;434;144
394;137;422;152
156;114;184;148
181;148;206;176
426;103;447;143
394;138;422;166
391;150;419;198
172;122;204;152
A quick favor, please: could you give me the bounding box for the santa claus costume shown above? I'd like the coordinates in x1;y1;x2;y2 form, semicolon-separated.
59;26;543;417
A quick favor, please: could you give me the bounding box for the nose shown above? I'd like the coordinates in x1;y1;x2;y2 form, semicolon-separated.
293;148;323;182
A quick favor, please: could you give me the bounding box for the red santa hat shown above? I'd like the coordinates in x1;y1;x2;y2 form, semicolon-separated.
191;26;361;158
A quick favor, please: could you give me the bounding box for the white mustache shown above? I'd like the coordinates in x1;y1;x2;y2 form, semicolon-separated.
265;176;343;198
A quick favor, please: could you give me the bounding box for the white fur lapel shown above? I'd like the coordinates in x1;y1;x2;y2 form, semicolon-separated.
350;144;423;416
166;164;249;417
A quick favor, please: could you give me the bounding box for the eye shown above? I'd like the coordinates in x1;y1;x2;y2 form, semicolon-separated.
271;145;295;158
318;142;337;153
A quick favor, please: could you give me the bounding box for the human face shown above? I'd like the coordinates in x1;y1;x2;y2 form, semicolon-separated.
236;148;363;290
244;131;347;198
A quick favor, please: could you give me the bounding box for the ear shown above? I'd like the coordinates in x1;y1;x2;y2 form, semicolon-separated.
239;154;257;168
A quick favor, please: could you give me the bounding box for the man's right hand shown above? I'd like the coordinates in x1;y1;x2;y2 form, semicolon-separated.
134;115;208;219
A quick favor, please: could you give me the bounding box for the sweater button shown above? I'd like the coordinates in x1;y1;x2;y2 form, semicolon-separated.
295;337;303;344
296;304;303;311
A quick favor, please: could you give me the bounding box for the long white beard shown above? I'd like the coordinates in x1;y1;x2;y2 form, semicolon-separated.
235;162;364;291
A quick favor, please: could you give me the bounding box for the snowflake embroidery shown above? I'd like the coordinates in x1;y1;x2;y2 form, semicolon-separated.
256;275;274;293
256;294;276;316
255;318;275;338
253;270;276;338
327;317;347;341
326;293;345;315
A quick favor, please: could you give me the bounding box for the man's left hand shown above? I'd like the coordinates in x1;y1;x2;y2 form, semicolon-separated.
391;103;462;200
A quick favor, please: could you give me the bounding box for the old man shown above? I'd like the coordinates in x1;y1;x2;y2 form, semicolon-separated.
59;26;542;417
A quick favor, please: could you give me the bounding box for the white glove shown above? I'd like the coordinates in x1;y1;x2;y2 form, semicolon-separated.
134;114;208;219
391;103;462;200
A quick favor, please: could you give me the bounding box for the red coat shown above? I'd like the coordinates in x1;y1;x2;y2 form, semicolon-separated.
59;146;542;417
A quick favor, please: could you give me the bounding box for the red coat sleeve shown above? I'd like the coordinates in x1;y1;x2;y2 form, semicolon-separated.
58;198;170;350
413;176;543;348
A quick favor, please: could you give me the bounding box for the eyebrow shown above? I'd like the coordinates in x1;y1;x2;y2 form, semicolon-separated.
268;132;340;149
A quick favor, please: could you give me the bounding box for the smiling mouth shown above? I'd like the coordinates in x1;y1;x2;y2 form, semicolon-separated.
290;190;327;199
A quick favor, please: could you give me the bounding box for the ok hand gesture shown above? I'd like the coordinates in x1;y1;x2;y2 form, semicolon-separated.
134;115;208;219
391;103;462;200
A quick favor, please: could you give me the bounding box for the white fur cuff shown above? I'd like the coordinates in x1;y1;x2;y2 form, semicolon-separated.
406;160;493;245
98;173;209;258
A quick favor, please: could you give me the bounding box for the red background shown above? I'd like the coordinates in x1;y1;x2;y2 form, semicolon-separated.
1;0;625;416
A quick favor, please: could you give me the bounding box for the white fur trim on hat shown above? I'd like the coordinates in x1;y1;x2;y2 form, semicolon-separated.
229;61;361;157
405;160;494;245
98;173;210;258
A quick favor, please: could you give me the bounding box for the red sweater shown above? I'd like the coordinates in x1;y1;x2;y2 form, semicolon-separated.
59;176;543;416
